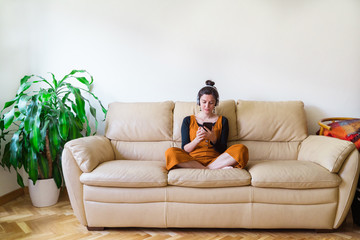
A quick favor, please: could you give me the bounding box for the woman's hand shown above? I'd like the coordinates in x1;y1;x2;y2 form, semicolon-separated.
198;127;217;144
184;127;205;153
204;127;217;144
184;127;217;153
195;127;207;143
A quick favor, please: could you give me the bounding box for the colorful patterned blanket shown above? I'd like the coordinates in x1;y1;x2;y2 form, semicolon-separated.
319;119;360;151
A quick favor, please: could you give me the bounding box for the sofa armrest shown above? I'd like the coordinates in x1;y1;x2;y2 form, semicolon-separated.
62;135;114;227
64;136;115;173
298;135;356;173
334;149;360;228
62;147;87;225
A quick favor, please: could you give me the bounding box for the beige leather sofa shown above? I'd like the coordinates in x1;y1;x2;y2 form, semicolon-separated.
62;100;360;230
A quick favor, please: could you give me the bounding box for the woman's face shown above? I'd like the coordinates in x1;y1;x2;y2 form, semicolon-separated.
199;94;216;114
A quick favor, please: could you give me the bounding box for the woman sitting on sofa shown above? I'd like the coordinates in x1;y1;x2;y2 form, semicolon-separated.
165;80;248;170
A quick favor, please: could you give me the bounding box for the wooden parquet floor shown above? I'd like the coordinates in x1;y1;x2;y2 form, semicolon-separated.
1;191;360;240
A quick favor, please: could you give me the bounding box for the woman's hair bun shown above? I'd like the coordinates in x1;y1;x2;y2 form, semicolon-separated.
205;80;215;86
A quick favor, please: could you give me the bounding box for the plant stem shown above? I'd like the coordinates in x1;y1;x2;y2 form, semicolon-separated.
45;131;53;178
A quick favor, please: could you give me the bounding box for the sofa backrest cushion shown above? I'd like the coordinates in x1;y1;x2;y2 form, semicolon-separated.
233;141;300;161
105;101;175;141
111;141;172;162
237;100;308;142
173;100;238;142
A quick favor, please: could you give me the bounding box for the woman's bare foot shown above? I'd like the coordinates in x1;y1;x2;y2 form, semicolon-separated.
221;166;233;169
207;153;237;169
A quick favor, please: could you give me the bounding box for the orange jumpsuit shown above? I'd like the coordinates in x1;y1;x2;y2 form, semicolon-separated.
165;115;248;170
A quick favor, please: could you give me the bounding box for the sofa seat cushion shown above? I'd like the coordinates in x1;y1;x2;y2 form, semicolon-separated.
248;160;341;189
168;168;251;188
80;160;168;187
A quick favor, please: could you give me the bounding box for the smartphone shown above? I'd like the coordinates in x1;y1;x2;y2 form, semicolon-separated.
203;122;213;132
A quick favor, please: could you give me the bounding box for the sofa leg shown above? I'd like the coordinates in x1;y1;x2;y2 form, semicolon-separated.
87;226;105;231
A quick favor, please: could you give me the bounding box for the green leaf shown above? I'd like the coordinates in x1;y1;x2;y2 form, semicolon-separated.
2;98;18;110
39;154;49;179
28;148;38;184
71;101;78;114
30;105;42;153
16;141;23;169
40;120;50;140
39;92;53;102
17;82;32;95
89;105;96;117
30;118;41;153
22;145;29;172
61;92;71;104
58;107;69;140
75;77;91;88
52;162;62;188
68;125;82;140
60;70;86;85
49;145;57;162
24;116;31;132
18;95;30;115
9;131;20;169
49;123;61;161
14;111;21;119
89;105;98;134
67;113;83;140
0;118;4;132
3;108;15;129
20;75;33;85
16;171;25;188
1;142;11;170
33;75;53;89
85;117;91;136
84;90;107;116
68;99;85;130
24;101;37;133
68;85;86;123
50;72;58;89
69;69;86;76
74;116;84;130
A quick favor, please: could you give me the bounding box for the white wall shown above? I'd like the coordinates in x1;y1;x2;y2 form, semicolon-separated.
0;1;33;196
1;0;359;196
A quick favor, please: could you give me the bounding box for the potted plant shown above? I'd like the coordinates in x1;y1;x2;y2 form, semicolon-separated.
0;70;106;207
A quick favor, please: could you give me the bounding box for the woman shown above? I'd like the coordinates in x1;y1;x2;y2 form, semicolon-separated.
165;80;248;170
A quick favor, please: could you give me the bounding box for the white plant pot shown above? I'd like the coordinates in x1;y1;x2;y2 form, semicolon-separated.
28;178;60;207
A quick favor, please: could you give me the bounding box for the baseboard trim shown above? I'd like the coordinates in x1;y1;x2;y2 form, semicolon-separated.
0;187;26;205
0;185;65;205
